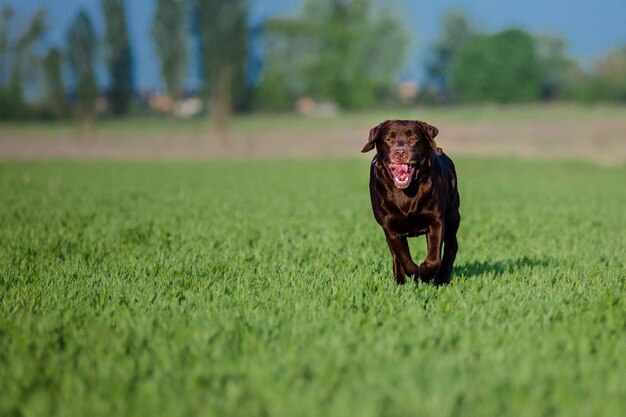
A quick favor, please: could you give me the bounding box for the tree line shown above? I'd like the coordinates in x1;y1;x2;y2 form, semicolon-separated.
425;11;626;104
0;0;624;124
0;0;248;128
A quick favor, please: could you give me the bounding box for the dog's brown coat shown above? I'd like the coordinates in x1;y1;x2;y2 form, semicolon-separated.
362;120;460;284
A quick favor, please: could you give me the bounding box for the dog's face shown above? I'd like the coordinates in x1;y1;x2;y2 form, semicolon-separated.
361;120;439;189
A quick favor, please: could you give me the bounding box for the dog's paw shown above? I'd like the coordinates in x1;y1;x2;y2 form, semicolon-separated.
418;261;441;282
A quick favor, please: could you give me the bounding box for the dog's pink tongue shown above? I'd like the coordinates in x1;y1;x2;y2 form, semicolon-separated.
389;163;409;174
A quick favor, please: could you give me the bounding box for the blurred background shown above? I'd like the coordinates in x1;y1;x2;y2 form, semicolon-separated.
0;0;625;162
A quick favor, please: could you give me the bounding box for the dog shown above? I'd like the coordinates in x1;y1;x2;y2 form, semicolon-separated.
361;120;460;285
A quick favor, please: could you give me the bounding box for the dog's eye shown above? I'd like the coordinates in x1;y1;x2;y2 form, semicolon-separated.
384;136;394;144
408;136;417;144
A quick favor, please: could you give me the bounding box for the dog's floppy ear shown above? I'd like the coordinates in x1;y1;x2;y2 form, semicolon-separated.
414;120;439;151
361;120;389;153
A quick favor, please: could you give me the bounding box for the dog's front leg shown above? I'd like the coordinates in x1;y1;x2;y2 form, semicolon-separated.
419;221;443;282
384;231;419;284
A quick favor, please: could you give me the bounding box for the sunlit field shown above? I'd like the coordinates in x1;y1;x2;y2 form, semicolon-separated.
1;157;624;417
1;103;625;136
2;0;624;413
2;104;625;164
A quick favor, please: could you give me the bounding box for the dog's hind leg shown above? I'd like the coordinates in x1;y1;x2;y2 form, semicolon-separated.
435;212;460;285
418;221;444;282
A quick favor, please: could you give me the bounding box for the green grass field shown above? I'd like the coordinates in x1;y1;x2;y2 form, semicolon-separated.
1;158;624;417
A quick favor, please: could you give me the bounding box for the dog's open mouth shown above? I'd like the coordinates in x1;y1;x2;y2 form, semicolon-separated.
388;163;416;189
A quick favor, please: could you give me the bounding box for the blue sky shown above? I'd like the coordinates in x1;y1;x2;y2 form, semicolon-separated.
4;0;626;91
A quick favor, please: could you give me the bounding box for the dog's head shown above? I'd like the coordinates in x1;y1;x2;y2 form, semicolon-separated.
361;120;440;189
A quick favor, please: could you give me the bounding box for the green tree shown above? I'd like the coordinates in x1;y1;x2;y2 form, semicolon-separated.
41;48;67;118
0;7;14;89
66;10;98;121
194;0;248;138
0;7;16;119
426;10;478;98
101;0;134;116
588;45;626;102
152;0;187;101
535;34;583;100
0;7;46;120
257;0;408;110
450;29;541;102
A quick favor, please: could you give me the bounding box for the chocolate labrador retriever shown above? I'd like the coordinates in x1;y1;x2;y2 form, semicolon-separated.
362;120;460;285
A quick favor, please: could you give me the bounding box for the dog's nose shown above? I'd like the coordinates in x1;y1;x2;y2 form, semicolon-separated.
393;150;408;161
